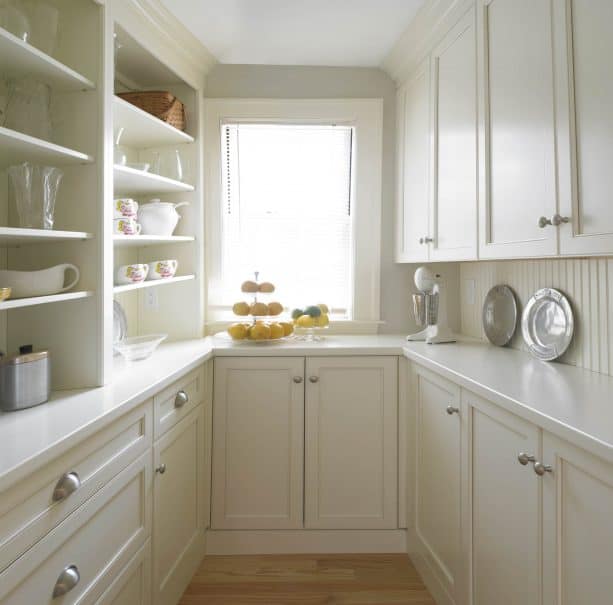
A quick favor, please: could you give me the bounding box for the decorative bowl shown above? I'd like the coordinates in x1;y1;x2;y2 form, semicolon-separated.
114;333;167;361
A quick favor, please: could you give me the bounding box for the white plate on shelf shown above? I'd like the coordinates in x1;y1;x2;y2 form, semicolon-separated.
521;288;574;361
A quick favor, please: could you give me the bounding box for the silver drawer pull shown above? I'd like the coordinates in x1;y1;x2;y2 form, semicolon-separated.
52;565;80;598
446;406;459;415
534;461;553;476
174;390;188;408
309;376;319;383
517;452;536;466
293;376;303;383
155;464;166;474
52;472;81;502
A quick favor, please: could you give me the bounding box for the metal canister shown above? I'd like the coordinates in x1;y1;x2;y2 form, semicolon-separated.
0;345;51;412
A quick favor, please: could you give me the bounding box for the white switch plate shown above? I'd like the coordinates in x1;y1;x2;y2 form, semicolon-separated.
144;288;158;311
463;279;476;306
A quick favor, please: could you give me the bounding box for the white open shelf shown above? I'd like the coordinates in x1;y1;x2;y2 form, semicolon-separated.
114;165;195;195
113;96;194;147
0;227;93;246
0;27;95;91
113;274;194;294
0;290;93;311
113;235;194;248
0;127;93;168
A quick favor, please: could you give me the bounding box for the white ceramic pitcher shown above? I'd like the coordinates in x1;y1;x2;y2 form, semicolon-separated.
0;264;80;298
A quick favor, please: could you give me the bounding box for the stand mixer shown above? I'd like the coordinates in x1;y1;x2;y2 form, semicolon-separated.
407;266;456;344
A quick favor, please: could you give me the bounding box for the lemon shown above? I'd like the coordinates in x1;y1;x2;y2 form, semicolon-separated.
227;323;248;340
317;303;329;314
318;313;329;327
232;301;250;316
258;282;275;293
267;302;283;316
269;323;284;339
297;314;315;328
249;323;271;340
280;322;294;336
250;302;269;316
241;280;259;293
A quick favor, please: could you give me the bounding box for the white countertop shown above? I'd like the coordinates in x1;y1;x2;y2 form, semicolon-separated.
2;334;613;490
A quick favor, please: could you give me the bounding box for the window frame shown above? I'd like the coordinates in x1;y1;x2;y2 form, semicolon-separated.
204;98;383;333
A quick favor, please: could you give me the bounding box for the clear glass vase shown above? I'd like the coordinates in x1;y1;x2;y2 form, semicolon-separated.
3;77;52;140
8;162;63;229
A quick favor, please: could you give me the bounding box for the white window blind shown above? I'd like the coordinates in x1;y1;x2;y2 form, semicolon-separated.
219;122;354;317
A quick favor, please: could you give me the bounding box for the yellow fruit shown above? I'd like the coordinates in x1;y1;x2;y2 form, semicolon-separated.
232;301;250;316
249;323;271;340
297;314;315;328
258;282;275;293
241;280;259;293
267;302;283;316
317;303;329;314
227;323;248;340
250;302;268;316
280;321;294;336
317;313;330;327
269;323;284;339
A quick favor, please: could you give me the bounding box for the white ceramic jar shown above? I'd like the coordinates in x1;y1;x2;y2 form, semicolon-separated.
138;199;188;236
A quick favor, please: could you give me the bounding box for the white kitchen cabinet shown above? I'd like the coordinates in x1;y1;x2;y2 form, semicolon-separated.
409;365;465;605
211;357;305;530
152;405;206;605
396;58;431;262
429;8;477;262
304;356;397;529
477;0;558;258
542;432;613;605
553;0;613;255
467;392;541;605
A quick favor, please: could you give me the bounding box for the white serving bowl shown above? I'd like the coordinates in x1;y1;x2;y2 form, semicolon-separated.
113;334;167;361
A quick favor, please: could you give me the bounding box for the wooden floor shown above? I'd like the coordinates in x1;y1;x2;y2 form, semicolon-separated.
179;554;436;604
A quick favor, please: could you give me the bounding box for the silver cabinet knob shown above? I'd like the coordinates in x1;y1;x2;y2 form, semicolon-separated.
551;214;570;226
538;216;552;228
293;376;303;383
309;376;319;383
52;472;81;502
419;237;425;244
424;237;433;243
446;406;459;415
52;565;80;598
174;390;188;408
517;452;536;466
155;464;166;474
533;461;553;476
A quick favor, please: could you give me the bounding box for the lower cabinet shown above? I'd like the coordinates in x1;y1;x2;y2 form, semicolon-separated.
153;404;207;605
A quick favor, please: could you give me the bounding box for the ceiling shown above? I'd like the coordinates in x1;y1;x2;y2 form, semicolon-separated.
160;0;425;67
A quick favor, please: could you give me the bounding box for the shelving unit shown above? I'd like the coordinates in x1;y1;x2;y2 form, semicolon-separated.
0;27;95;91
0;228;93;246
113;96;194;147
113;164;194;195
113;274;194;294
0;291;93;311
113;235;194;247
0;127;93;168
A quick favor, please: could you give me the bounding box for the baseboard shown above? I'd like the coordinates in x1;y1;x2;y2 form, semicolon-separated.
205;529;408;555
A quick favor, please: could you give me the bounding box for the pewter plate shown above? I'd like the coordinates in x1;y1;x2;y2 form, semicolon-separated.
521;288;574;361
482;285;518;347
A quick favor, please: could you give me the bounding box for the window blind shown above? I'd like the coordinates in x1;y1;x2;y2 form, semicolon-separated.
220;122;354;317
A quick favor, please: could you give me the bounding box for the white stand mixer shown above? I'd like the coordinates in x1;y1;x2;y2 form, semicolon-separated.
407;266;456;344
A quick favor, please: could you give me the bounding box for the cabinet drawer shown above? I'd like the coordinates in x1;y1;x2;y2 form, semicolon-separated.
0;402;152;573
154;365;205;438
0;452;151;605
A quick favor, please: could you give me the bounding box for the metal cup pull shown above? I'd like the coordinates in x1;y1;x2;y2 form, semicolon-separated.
52;565;80;598
174;390;188;408
52;472;81;502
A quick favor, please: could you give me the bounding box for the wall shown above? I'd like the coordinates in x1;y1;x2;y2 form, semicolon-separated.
461;258;613;376
204;64;460;334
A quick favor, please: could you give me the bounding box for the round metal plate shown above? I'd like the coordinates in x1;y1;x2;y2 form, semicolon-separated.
521;288;574;361
482;285;518;347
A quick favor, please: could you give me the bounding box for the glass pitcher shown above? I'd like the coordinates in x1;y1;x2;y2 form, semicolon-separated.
3;77;52;140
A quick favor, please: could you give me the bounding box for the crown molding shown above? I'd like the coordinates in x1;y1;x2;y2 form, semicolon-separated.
381;0;473;86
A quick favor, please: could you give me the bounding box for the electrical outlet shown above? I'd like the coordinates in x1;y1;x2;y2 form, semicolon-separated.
144;288;158;310
463;279;476;306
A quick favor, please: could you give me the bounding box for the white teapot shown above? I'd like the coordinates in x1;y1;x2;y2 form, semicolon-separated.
137;199;189;236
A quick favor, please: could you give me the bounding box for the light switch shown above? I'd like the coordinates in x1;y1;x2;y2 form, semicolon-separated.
144;288;158;310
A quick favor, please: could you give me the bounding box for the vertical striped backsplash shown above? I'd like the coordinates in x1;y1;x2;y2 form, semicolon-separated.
460;258;613;376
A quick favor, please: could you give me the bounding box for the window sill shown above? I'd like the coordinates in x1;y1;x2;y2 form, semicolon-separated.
204;319;383;336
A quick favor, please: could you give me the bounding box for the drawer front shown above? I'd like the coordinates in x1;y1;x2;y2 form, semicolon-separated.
0;402;152;572
154;365;205;438
0;453;151;605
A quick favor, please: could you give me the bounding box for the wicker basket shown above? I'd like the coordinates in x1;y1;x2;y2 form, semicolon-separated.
118;91;186;131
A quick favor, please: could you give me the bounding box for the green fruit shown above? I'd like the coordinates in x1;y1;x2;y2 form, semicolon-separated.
291;308;304;320
304;305;322;318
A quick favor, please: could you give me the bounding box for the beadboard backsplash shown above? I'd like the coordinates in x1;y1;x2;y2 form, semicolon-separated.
460;258;613;376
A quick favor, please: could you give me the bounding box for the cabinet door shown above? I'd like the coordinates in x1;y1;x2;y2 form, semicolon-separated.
542;433;613;605
430;8;478;261
304;356;397;529
554;0;613;255
397;58;431;262
478;0;558;258
468;393;541;605
211;357;304;530
153;406;206;605
411;366;465;604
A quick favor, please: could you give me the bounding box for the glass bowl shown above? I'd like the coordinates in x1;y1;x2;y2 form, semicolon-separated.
114;334;167;361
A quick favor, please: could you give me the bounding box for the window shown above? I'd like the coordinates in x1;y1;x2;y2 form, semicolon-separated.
220;122;354;317
205;99;383;330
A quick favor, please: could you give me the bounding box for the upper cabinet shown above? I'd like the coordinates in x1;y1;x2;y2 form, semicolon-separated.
477;0;558;258
554;0;613;255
